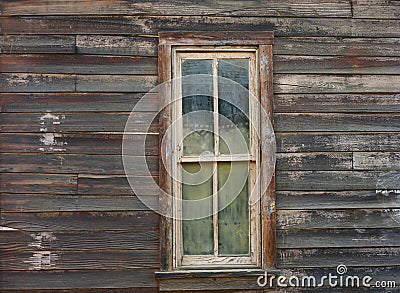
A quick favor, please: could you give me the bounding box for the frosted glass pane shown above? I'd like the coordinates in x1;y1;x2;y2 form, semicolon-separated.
181;59;214;156
218;59;249;155
182;162;213;255
218;162;249;255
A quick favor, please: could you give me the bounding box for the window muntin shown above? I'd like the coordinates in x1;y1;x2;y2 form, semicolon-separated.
172;50;261;268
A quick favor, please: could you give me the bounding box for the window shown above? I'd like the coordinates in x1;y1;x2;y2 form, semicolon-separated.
158;32;275;271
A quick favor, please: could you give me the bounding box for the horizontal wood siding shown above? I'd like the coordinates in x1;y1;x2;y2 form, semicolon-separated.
0;0;399;292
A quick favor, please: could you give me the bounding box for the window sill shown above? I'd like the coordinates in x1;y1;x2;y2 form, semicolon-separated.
156;269;280;291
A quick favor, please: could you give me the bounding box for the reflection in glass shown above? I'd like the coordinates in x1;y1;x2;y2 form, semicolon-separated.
182;162;214;255
218;162;250;255
181;59;214;156
218;59;250;155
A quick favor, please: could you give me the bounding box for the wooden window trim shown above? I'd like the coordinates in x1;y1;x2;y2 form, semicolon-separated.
158;31;275;273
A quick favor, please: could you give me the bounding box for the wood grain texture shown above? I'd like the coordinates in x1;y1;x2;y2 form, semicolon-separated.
277;228;400;248
0;270;157;289
0;0;352;17
1;173;77;194
0;73;75;92
277;133;400;152
76;35;158;56
0;133;159;156
77;175;158;196
276;171;400;190
276;190;400;209
76;75;158;92
2;16;400;37
0;153;158;176
0;73;157;93
353;152;400;170
352;0;400;19
277;247;400;267
1;92;158;113
1;54;157;74
0;211;159;232
0;250;159;270
1;112;158;133
0;35;76;54
276;152;353;171
274;37;400;56
0;194;158;212
75;36;400;58
158;42;173;271
277;209;400;229
274;56;400;74
274;93;400;113
274;74;400;93
275;113;400;132
0;230;159;251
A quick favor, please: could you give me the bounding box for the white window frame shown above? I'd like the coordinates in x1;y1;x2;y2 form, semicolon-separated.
172;48;261;268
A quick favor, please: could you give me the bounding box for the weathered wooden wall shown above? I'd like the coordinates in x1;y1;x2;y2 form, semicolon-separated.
1;0;399;291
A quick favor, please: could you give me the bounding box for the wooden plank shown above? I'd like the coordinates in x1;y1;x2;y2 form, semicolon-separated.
76;75;157;92
159;277;262;291
159;266;400;291
76;35;158;56
276;133;400;152
0;0;351;17
0;289;157;293
2;16;400;37
274;56;400;74
78;175;158;196
278;247;400;267
0;73;75;92
276;152;352;171
0;153;159;176
0;74;157;93
159;31;273;45
1;54;157;74
276;190;400;209
353;0;400;19
0;93;159;112
0;230;159;251
274;37;400;56
274;74;400;93
274;94;400;113
0;35;76;54
277;209;400;229
0;270;157;289
259;44;276;269
0;133;159;156
0;250;159;270
275;113;400;132
0;194;158;212
0;112;158;133
354;152;400;170
0;211;159;232
0;173;77;194
276;171;400;190
277;228;400;248
158;42;173;271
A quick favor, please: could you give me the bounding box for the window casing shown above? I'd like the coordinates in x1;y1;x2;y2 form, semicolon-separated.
158;32;275;272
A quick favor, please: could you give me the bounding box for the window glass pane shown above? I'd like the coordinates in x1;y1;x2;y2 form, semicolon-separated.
182;162;214;255
218;59;249;155
181;59;214;156
218;161;250;255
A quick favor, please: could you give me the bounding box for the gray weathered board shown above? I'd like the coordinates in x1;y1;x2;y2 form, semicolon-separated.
1;0;399;292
